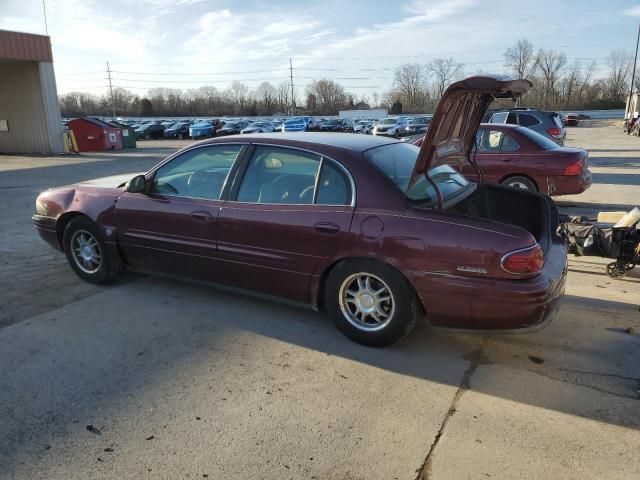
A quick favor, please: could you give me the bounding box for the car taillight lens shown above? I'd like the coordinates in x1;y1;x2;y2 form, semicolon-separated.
563;160;582;176
501;244;544;275
547;127;562;138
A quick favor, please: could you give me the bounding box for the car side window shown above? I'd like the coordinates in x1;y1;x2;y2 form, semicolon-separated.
506;112;518;125
518;113;540;127
237;146;321;204
316;161;350;205
476;129;503;152
500;134;520;152
151;145;243;200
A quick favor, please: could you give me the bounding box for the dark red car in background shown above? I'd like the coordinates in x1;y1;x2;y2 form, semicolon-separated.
413;123;591;196
33;75;567;347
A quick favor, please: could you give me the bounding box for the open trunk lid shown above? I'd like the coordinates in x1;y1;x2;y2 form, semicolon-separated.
408;75;532;190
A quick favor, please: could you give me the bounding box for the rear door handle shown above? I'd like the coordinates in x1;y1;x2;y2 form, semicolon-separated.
502;158;514;163
191;210;213;223
314;222;340;234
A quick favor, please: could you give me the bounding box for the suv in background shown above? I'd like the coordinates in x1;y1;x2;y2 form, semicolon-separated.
488;108;566;145
372;117;407;137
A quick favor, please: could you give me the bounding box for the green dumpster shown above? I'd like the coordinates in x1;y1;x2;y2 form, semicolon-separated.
109;121;137;148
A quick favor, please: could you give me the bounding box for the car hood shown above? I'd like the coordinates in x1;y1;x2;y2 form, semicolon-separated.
75;172;143;189
409;75;532;189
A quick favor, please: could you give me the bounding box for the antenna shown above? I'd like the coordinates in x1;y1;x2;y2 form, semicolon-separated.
106;61;116;118
42;0;49;35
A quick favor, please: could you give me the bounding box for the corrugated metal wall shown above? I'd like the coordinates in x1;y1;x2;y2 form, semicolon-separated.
0;61;63;154
0;30;53;63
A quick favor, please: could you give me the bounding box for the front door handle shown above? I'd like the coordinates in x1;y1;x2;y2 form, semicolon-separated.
502;158;514;163
314;222;340;234
191;210;213;223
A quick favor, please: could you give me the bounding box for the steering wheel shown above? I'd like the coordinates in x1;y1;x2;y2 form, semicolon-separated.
298;185;315;203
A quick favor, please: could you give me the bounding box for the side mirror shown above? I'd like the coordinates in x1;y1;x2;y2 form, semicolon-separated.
127;174;147;193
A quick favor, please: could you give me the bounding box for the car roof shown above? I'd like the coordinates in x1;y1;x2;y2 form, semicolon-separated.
206;132;398;152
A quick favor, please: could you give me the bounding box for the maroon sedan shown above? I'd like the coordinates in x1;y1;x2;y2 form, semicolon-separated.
33;75;567;346
414;123;591;195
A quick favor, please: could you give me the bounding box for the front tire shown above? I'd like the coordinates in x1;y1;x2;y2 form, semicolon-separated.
324;260;420;346
63;217;123;284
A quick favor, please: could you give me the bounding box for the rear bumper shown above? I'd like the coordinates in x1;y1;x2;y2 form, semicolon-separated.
547;171;592;196
409;239;567;331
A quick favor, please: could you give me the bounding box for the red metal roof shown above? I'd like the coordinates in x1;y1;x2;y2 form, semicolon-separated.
0;30;53;63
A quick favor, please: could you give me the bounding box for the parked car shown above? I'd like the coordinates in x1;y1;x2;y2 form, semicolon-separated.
564;113;579;127
189;121;215;139
283;116;312;132
404;116;431;136
320;119;349;132
372;117;407;137
271;121;284;132
578;114;590;120
353;120;373;134
164;122;191;140
413;123;591;196
488;108;566;145
216;121;249;136
241;122;275;134
32;75;566;347
135;123;164;140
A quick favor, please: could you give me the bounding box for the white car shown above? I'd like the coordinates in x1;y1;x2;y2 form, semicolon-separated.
353;120;373;134
372;117;407;137
240;122;276;134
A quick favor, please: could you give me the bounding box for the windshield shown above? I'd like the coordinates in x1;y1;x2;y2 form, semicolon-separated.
364;143;473;208
326;120;341;125
380;118;396;125
515;126;559;150
410;117;429;124
247;122;264;128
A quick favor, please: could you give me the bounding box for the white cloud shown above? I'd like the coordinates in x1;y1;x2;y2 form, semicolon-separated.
624;5;640;16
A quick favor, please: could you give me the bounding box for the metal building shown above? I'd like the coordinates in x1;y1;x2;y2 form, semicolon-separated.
0;30;64;154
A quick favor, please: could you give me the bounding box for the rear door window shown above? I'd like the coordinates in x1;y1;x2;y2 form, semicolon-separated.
518;113;540;127
500;133;520;152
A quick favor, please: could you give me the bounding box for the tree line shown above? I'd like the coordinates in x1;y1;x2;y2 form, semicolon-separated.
59;39;634;118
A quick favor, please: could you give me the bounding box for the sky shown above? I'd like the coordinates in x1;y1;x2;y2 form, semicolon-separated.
1;0;640;100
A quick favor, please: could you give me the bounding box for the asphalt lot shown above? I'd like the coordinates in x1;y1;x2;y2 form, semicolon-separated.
1;121;639;479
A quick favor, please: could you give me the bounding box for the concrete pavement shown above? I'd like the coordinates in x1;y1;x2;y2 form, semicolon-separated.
0;123;639;479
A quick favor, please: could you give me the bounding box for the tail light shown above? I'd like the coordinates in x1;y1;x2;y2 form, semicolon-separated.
547;127;562;138
563;159;583;176
501;244;544;275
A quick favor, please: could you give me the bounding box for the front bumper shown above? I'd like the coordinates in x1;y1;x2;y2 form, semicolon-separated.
409;239;567;331
33;215;61;251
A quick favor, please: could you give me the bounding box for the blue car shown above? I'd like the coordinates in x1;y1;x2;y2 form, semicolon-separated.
283;116;311;132
189;121;213;138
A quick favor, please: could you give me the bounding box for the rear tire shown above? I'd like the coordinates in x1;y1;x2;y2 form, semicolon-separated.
178;133;184;140
324;259;419;347
501;175;537;192
63;217;124;284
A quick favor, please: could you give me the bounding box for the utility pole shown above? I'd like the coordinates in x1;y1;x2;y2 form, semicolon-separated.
628;22;640;118
42;0;49;35
106;61;116;118
289;58;295;115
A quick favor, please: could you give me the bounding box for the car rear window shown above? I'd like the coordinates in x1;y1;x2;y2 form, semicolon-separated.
515;126;559;150
518;113;540;127
364;143;473;208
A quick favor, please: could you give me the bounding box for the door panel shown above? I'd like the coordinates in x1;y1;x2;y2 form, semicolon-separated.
114;144;245;281
115;193;221;280
217;203;353;302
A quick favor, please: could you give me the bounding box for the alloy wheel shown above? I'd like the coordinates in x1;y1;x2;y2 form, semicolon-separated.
338;273;395;332
70;229;102;274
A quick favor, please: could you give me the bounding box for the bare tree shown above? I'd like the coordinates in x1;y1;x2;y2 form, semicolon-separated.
276;82;291;114
605;49;632;103
537;49;567;108
255;82;278;115
306;79;348;114
504;39;538;79
393;63;429;112
228;81;249;114
426;58;464;97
